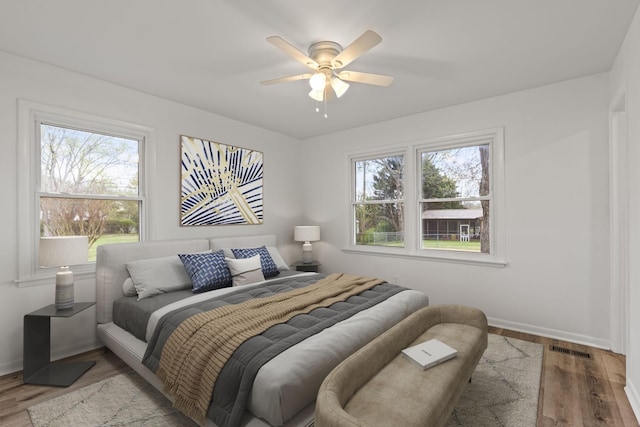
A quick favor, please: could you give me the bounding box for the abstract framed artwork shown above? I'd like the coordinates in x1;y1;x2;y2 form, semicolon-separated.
180;135;263;226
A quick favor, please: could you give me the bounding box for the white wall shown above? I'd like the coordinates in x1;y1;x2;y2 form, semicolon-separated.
301;73;611;348
0;51;304;375
611;5;640;421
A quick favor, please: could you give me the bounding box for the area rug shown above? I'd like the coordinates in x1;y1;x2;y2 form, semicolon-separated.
28;371;197;427
446;334;543;427
29;334;542;427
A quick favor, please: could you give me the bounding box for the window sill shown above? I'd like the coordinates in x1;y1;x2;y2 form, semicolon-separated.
342;246;507;268
15;269;97;288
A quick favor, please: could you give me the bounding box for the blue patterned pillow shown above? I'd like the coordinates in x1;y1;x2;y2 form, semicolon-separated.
178;250;231;293
231;246;280;278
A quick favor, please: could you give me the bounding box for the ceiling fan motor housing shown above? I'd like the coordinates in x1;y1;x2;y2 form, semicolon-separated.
308;41;343;70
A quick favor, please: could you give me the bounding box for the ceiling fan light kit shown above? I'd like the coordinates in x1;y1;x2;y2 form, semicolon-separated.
262;30;394;117
331;77;349;98
309;72;327;91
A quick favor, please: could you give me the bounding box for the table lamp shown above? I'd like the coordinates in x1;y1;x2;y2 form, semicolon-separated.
39;236;89;310
294;226;320;264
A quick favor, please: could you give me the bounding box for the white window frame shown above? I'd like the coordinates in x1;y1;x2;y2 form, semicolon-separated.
345;127;506;267
16;100;154;287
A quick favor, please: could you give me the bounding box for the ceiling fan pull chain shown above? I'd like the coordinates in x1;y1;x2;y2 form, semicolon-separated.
324;86;328;118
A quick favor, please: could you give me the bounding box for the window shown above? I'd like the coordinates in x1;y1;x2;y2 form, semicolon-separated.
352;153;405;247
17;100;153;286
348;128;505;266
39;124;142;261
419;144;490;253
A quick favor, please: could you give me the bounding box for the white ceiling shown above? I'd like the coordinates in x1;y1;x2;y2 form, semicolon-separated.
1;1;638;139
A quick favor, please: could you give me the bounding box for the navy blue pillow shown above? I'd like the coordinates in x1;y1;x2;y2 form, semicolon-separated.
178;250;231;293
231;246;280;278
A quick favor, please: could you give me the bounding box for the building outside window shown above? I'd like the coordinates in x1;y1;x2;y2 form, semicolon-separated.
418;143;491;254
348;128;505;266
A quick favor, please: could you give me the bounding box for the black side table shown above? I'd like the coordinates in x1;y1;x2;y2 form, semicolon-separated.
23;302;96;387
292;260;321;273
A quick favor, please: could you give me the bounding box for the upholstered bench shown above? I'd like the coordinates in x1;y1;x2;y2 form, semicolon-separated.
315;304;488;427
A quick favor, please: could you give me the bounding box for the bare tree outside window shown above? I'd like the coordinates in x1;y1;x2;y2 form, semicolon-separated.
347;129;503;264
39;124;141;261
420;144;491;253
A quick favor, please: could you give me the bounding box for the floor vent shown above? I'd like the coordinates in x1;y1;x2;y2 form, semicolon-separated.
550;345;592;359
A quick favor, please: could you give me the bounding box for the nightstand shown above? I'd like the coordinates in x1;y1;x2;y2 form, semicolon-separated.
23;302;96;387
292;260;321;272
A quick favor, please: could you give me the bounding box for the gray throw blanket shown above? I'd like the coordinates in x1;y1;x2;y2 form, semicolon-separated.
142;274;406;427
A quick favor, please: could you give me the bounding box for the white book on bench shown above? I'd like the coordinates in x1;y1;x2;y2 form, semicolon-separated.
401;338;458;370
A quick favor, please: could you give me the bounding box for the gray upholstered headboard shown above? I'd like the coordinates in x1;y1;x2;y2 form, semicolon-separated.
208;234;276;252
95;235;279;324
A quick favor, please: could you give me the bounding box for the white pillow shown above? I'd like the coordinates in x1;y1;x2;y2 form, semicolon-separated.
222;246;290;271
267;247;290;271
122;277;137;297
225;255;265;287
126;255;193;300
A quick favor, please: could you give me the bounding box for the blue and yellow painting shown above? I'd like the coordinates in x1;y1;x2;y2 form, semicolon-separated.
180;135;263;226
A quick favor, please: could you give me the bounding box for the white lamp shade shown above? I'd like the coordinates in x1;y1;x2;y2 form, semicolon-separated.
294;226;320;242
40;236;89;268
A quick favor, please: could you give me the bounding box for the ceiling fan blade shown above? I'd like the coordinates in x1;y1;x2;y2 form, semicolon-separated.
266;36;319;70
332;30;382;69
337;70;394;87
261;73;312;85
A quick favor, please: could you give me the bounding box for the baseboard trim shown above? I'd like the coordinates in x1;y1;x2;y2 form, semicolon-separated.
50;338;102;363
0;338;101;377
626;380;640;424
487;317;611;350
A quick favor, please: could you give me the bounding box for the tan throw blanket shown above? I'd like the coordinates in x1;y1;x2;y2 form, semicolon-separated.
156;273;384;425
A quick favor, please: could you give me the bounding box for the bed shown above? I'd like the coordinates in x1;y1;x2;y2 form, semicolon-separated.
96;234;429;427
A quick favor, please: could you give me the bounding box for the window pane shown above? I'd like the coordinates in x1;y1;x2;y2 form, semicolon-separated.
40;197;139;262
421;144;489;199
420;201;489;253
354;203;404;247
40;124;139;196
354;155;404;201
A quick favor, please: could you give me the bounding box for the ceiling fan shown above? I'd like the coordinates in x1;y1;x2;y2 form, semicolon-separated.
261;30;394;103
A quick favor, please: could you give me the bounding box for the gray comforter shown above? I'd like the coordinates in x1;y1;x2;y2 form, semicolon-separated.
141;274;407;427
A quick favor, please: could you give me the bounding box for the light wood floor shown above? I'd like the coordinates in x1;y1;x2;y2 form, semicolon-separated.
0;328;638;427
489;327;639;427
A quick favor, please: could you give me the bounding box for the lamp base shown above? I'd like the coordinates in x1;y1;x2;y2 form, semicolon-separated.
55;268;74;310
302;242;313;264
